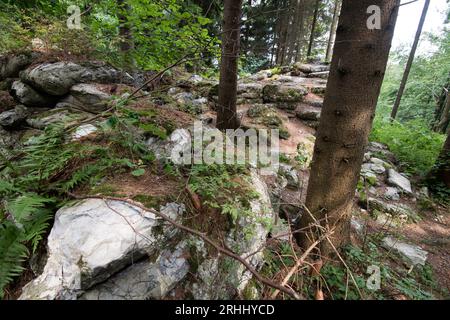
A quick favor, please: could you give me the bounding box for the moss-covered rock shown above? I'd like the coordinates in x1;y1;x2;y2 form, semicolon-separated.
262;83;307;103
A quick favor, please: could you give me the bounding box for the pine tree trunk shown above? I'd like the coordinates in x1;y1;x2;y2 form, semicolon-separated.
325;0;341;63
286;0;299;64
296;0;400;257
306;0;320;59
433;78;450;133
117;0;135;69
295;0;307;62
428;127;450;189
277;0;290;65
217;0;242;130
391;0;430;120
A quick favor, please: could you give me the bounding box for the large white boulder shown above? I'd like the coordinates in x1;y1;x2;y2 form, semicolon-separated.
19;199;162;300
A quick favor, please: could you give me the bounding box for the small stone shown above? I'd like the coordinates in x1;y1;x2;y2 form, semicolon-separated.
384;187;400;201
382;236;428;266
0;105;28;128
387;169;412;194
71;124;97;140
279;164;299;189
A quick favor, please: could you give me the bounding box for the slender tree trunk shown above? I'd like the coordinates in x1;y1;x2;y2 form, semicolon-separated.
296;0;400;257
117;0;135;69
306;0;320;59
217;0;242;130
295;0;307;62
428;125;450;189
391;0;430;120
277;0;290;65
285;0;298;64
325;0;341;63
435;89;450;133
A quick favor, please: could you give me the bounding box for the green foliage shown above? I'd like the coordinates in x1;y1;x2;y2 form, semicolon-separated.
370;29;449;181
370;118;445;176
188;164;259;225
0;100;161;296
0;0;218;70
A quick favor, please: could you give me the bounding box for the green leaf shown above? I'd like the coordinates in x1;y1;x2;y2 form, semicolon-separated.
131;168;146;177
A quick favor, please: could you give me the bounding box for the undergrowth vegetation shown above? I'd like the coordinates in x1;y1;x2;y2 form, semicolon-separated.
0;98;169;297
260;237;448;300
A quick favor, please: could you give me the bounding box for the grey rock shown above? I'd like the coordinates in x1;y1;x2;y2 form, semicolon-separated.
0;105;28;128
351;217;365;236
361;163;386;175
382;236;428;266
307;71;329;79
279;164;299;189
21;62;86;96
80;242;189;300
188;74;203;84
293;63;329;74
19;199;163;300
387;169;412;194
249;69;272;81
368;197;418;221
10;80;58;107
62;84;111;113
237;82;263;99
26;106;90;130
384;187;400;201
370;157;390;168
173;92;194;105
79;61;123;84
191;170;274;299
0;52;38;80
296;105;321;121
262;83;307;103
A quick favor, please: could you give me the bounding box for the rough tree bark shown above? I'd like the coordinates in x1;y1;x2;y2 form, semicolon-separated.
325;0;341;63
306;0;320;59
433;79;450;133
428;128;450;189
296;0;401;257
117;0;135;69
391;0;430;120
276;0;290;65
294;0;307;62
217;0;243;130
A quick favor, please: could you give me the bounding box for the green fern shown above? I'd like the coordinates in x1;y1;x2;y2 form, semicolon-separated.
0;222;29;299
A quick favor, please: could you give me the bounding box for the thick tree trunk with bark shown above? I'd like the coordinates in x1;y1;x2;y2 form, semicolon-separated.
296;0;400;257
306;0;320;59
217;0;243;130
325;0;341;63
117;0;135;69
391;0;430;120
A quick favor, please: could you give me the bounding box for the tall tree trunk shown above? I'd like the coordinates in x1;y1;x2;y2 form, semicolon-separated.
433;77;450;133
296;0;400;258
277;0;290;65
391;0;430;120
325;0;341;63
285;0;299;64
434;89;450;133
117;0;135;69
306;0;320;59
294;0;307;62
428;128;450;189
217;0;242;130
